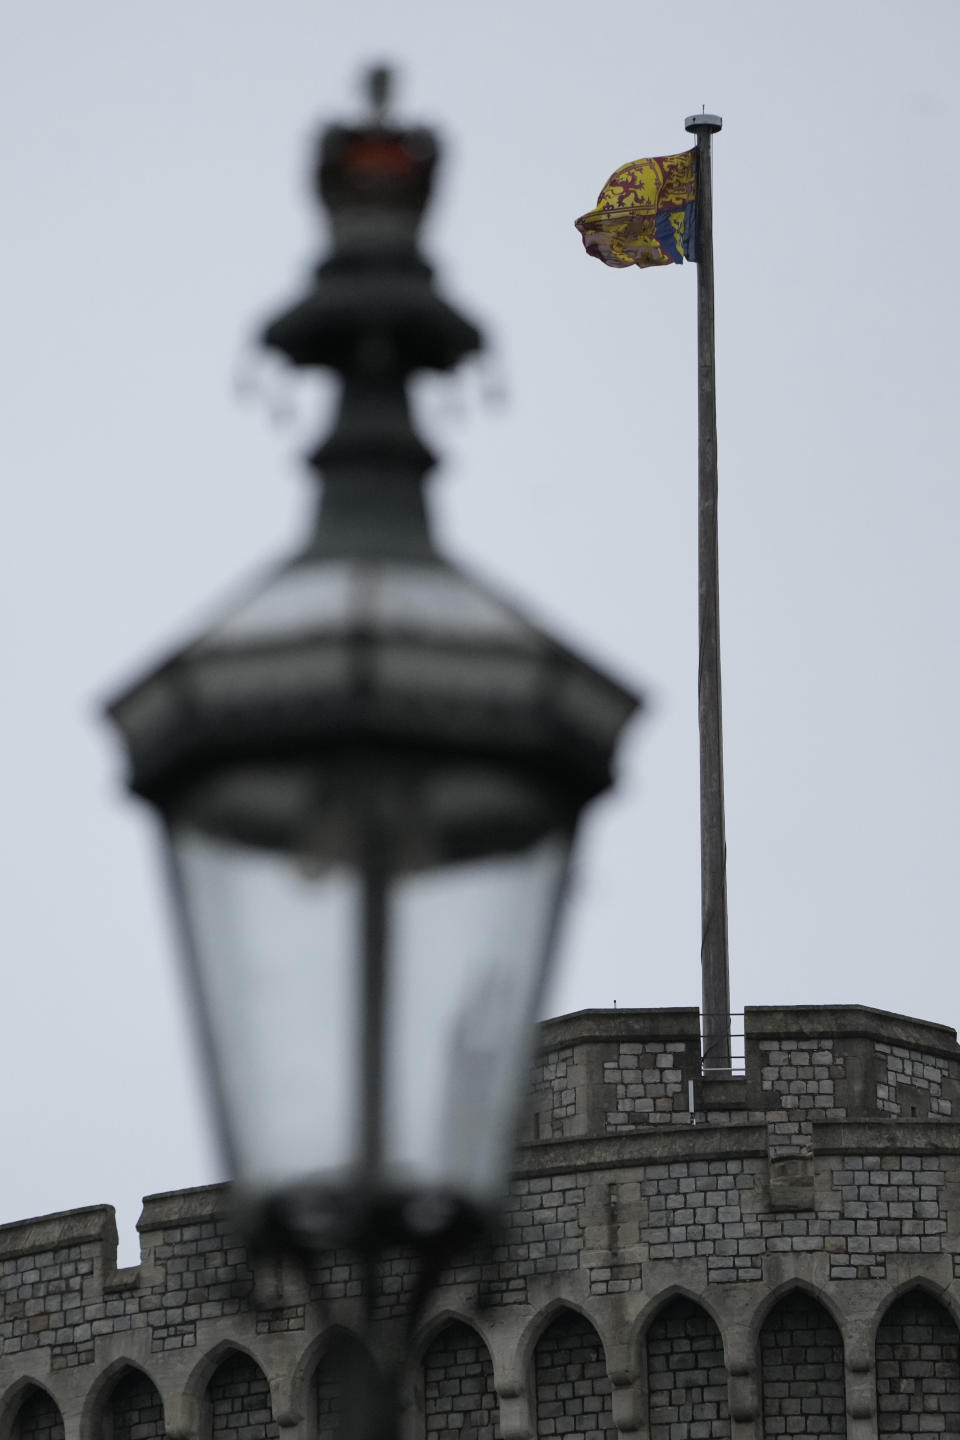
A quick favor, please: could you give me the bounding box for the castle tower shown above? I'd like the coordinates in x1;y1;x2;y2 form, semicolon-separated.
1;1002;960;1436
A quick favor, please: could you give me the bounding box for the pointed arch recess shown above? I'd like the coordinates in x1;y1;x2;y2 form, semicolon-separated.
759;1290;846;1437
206;1349;279;1440
518;1297;607;1382
421;1320;499;1440
631;1282;729;1361
869;1272;960;1337
97;1365;164;1440
533;1308;615;1440
185;1339;264;1407
414;1306;497;1366
313;1330;379;1440
749;1274;847;1349
7;1386;64;1440
876;1287;960;1430
646;1296;730;1440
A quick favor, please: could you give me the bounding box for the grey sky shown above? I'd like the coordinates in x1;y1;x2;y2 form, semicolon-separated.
1;1;957;1263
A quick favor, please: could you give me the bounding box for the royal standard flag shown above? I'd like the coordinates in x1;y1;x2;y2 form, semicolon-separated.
575;150;697;268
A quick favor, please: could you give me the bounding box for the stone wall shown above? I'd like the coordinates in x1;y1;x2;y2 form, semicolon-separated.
603;1044;691;1129
3;1006;960;1437
530;1049;578;1142
875;1042;955;1121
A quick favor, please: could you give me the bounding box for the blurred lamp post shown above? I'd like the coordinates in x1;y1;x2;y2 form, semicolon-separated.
107;70;640;1287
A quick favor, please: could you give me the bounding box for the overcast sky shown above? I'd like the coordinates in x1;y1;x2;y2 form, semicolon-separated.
1;1;957;1264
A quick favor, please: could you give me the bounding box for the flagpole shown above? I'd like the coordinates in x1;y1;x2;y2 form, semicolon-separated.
684;112;730;1076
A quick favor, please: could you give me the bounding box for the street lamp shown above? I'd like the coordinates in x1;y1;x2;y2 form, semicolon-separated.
107;69;640;1276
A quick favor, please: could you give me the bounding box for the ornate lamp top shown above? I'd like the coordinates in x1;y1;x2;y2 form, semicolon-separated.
109;68;639;827
263;67;479;386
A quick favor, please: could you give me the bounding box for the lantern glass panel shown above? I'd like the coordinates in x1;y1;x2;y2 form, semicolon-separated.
165;752;573;1250
169;826;362;1185
384;824;567;1202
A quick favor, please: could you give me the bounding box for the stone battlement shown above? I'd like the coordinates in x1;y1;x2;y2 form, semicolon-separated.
528;1003;960;1141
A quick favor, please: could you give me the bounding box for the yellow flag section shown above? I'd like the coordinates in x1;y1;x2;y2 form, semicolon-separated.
575;150;697;269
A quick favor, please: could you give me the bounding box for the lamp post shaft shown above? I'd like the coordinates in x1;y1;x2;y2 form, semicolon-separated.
361;848;389;1180
689;118;731;1075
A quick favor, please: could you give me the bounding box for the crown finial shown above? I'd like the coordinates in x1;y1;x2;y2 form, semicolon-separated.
366;64;392;126
259;75;482;556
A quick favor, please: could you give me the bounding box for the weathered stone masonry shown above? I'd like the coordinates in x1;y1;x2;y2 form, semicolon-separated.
3;1005;960;1439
